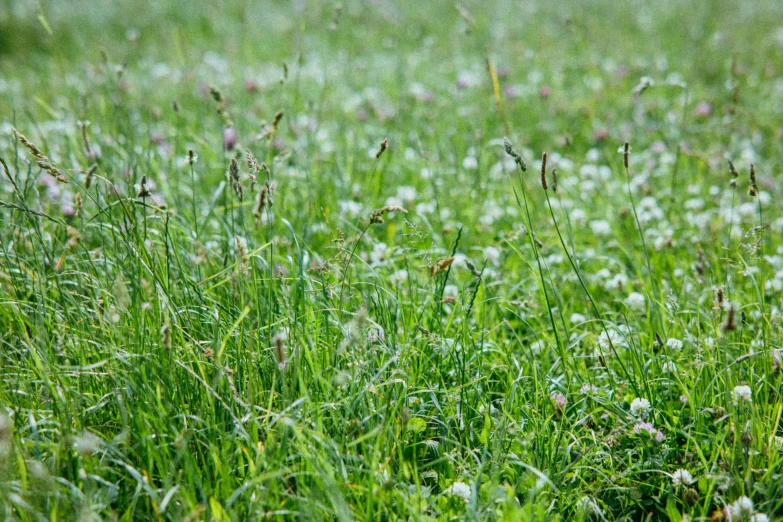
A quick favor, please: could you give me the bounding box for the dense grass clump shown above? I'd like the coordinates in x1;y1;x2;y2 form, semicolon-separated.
1;0;783;520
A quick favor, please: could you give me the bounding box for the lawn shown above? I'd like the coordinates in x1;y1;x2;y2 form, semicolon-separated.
1;0;783;520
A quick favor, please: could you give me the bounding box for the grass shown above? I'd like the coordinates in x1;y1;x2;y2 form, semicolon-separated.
1;0;783;519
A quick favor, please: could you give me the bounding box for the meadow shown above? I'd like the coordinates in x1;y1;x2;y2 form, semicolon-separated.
1;0;783;519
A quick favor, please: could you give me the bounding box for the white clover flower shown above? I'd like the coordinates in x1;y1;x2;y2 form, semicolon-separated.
662;361;677;373
597;329;622;350
630;397;651;419
671;468;693;487
484;246;501;266
390;270;408;285
625;292;646;311
570;313;586;324
666;338;683;350
462;156;478;170
576;496;602;516
444;481;471;503
396;185;417;202
725;496;755;521
590;219;612;236
732;385;752;404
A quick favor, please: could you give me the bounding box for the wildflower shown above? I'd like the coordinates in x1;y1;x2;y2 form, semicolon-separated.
671;468;694;487
625;292;646;311
590;220;612;236
694;102;713;117
576;496;602;516
444;481;471;503
662;360;677;373
633;421;664;442
570;313;586;324
724;496;755;521
580;383;598;395
597;328;622;350
462;156;478;170
732;385;752;404
630;397;651;419
666;338;684;350
750;515;769;522
551;392;567;411
223;127;238;151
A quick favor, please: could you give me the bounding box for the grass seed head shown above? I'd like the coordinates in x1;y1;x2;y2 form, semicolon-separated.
137;175;150;198
540;151;548;190
273;332;288;370
503;137;527;171
723;305;737;332
623;142;630;169
369;205;407;224
430;257;455;276
375;138;388;159
85;163;97;188
748;164;757;197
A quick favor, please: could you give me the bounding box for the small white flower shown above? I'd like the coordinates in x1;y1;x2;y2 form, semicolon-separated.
576;496;602;516
444;481;471;503
725;496;755;521
630;397;651;419
750;515;769;522
396;185;417;202
590;219;612;236
625;292;646;311
666;338;683;350
671;468;693;487
484;246;501;266
462;156;478;170
735;496;754;515
732;385;752;404
390;269;408;285
597;328;622;350
570;313;586;324
662;360;677;373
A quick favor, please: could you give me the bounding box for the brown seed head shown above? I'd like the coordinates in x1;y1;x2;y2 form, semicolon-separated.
375;138;388;159
623;142;630;169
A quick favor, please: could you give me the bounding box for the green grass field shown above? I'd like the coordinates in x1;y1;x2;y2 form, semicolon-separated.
2;1;783;519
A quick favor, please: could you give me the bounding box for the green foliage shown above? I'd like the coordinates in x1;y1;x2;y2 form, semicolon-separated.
0;0;782;520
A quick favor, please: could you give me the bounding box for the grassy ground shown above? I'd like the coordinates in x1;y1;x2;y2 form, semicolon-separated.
1;0;783;520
